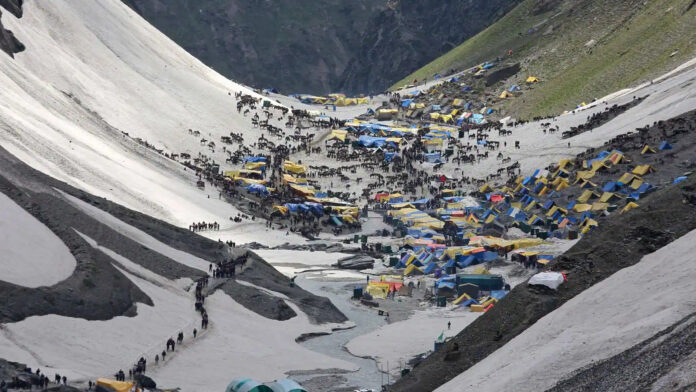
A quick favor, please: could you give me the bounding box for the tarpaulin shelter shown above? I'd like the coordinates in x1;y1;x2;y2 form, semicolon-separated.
525;76;540;83
529;272;565;290
226;379;274;392
96;379;137;392
268;379;307;392
328;129;348;142
283;160;307;174
659;141;674;150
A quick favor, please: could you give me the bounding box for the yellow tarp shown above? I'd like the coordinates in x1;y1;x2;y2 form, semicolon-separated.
378;108;398;115
577;190;598;203
235;177;267;185
526;76;540;83
632;165;654;175
452;98;463;107
630;178;644;190
599;192;618;203
331;206;359;217
224;169;262;178
289;183;315;196
283;173;307;184
573;203;592;212
245;161;266;170
96;379;136;392
618;172;638;184
404;264;424;276
366;284;388;299
621;202;639;214
328;129;348;142
591;202;609;211
273;205;289;215
283;160;307;174
499;91;511;98
453;293;471;305
641;145;656;154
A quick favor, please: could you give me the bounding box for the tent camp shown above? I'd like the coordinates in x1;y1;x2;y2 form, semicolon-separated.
226;379;274;392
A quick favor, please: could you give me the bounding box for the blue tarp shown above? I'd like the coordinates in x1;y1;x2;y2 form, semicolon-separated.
331;216;343;226
244;156;267;163
674;176;687;184
423;262;438;274
458;298;480;307
245;184;269;196
385;152;399;162
462;86;472;92
603;182;619;192
509;85;520;92
490;290;508;300
401;99;414;108
424;153;444;163
659;141;674;150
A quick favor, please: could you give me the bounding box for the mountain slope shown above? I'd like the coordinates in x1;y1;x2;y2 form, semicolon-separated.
337;0;521;94
121;0;520;94
392;0;696;119
121;0;386;94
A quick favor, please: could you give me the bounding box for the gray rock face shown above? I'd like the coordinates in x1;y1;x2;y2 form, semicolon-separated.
0;0;25;58
120;0;520;94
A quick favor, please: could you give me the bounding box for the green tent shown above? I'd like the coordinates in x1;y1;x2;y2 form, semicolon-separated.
226;378;273;392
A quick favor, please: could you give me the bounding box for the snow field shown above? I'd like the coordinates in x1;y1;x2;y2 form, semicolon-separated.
0;192;76;288
436;227;696;392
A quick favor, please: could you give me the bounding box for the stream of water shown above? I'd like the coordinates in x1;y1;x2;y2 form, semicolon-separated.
293;275;388;391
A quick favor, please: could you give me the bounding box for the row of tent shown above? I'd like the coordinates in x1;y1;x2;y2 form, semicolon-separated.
293;94;369;106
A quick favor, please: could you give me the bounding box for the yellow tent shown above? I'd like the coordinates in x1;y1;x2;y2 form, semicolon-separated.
366;283;389;299
632;165;655;175
452;98;463;107
499;91;511;99
621;202;639;214
96;379;136;392
591;202;610;211
617;172;639;184
599;192;619;203
289;183;315;196
404;264;424;276
328;129;348;142
283;160;307;174
630;178;644;190
429;113;441;120
573;203;593;212
245;161;266;170
577;189;598;203
641;145;657;154
273;205;289;215
526;76;540;83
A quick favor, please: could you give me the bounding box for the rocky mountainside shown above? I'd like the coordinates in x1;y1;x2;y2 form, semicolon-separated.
394;0;696;119
121;0;520;94
121;0;385;95
337;0;521;94
0;0;24;57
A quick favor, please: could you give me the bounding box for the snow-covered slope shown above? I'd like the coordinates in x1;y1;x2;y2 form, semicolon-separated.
0;192;76;287
436;228;696;392
0;0;264;228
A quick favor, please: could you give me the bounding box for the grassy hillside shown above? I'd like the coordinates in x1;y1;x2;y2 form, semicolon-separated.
392;0;696;119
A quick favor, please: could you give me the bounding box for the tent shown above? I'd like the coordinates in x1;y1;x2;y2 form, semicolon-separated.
328;129;347;142
283;160;307;174
641;145;656;154
659;141;674;150
96;379;136;392
632;165;655;175
525;76;540;83
268;379;307;392
499;91;511;99
528;272;565;290
226;379;274;392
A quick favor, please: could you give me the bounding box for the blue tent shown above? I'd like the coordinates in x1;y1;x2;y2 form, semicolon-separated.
385;152;399;162
490;290;508;300
603;182;619;192
659;141;674;150
423;262;438;274
482;62;495;69
462;86;472;92
509;85;520;92
244;156;267;163
674;176;687;184
458;298;480;307
424;153;444;163
449;77;459;82
401;99;414;108
245;184;269;196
